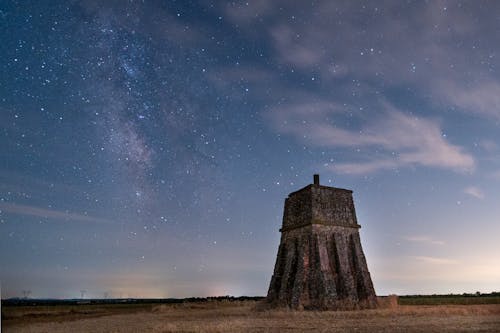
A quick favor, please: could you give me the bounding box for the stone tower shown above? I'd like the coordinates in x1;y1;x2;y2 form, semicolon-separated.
266;175;376;310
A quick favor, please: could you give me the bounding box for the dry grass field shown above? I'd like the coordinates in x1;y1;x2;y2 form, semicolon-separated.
3;298;500;333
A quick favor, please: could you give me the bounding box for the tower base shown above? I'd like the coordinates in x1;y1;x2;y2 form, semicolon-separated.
267;224;377;310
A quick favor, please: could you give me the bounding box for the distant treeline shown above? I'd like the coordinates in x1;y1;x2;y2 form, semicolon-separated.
2;295;266;307
399;291;500;298
398;292;500;305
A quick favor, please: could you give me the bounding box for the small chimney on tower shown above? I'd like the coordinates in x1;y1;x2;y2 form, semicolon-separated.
313;174;320;185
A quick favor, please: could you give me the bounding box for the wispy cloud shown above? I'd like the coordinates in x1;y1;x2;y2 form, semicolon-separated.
0;202;114;224
413;256;459;265
491;170;500;180
224;1;500;121
269;100;475;174
217;1;481;176
404;236;445;246
331;160;399;175
463;186;485;199
216;1;490;175
478;140;498;152
436;79;500;120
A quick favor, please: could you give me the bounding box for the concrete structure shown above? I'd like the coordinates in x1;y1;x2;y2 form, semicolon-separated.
266;175;376;310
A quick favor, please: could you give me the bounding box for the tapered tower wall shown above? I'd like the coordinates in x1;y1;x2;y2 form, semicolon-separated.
267;176;376;310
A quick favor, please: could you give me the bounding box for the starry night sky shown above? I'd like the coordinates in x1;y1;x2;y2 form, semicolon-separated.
1;1;500;299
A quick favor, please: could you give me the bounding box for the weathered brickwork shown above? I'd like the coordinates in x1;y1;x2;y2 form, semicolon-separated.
267;176;376;310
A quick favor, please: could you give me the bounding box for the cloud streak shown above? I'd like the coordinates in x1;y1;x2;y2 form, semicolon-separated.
269;100;475;174
413;256;459;265
404;236;445;246
463;186;485;199
0;202;114;225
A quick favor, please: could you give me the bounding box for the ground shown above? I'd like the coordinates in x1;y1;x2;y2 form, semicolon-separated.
2;300;500;332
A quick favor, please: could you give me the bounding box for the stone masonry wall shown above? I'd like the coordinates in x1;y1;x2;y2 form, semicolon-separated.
281;185;359;231
267;225;376;310
267;183;376;310
311;186;358;227
281;186;312;231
